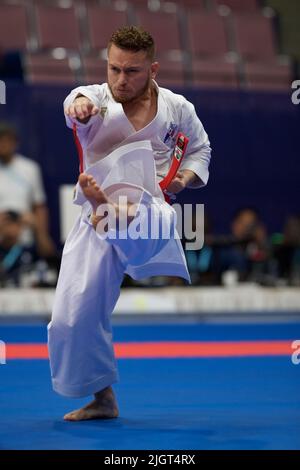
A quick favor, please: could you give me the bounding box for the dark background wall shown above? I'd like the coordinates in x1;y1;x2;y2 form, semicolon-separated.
0;82;299;245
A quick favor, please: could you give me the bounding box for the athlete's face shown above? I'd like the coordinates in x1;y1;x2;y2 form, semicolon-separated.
107;44;158;103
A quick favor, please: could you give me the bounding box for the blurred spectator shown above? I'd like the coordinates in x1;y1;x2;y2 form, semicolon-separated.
0;122;56;259
213;207;270;282
216;208;269;283
0;210;59;288
0;211;35;286
273;215;300;286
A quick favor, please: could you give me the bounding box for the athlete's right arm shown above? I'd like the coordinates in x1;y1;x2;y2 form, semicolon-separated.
63;85;103;128
65;94;99;124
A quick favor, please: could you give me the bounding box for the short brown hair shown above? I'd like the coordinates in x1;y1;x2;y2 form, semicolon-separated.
108;26;155;61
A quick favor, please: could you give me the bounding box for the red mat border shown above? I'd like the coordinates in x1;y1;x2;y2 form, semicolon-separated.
5;340;293;359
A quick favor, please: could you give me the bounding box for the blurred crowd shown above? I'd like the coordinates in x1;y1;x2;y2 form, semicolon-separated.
0;121;299;289
124;208;300;288
0;122;59;288
183;209;300;287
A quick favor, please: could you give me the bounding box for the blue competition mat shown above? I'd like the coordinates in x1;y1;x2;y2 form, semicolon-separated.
0;320;299;450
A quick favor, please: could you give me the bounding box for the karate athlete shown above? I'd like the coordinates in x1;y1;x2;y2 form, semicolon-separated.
48;26;211;421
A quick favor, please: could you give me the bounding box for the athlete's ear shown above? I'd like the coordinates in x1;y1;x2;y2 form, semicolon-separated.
151;62;159;79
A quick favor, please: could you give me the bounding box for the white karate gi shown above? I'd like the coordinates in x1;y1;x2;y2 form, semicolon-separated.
48;81;211;397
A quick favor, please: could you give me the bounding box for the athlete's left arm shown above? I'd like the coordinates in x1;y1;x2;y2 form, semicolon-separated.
178;99;212;189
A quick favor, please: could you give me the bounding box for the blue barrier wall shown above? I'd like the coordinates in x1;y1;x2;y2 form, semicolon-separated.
0;82;299;246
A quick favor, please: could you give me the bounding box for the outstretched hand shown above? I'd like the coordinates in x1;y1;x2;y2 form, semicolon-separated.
65;96;99;122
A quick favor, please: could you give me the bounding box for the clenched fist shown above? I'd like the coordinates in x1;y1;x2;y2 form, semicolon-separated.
166;169;199;194
65;95;99;123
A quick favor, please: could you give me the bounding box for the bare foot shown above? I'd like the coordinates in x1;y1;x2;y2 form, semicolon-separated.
79;173;136;229
63;386;119;421
79;173;109;212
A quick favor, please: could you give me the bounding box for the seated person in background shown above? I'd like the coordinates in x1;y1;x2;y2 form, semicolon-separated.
274;215;300;285
216;208;269;283
0;210;58;288
0;122;56;258
0;211;34;286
